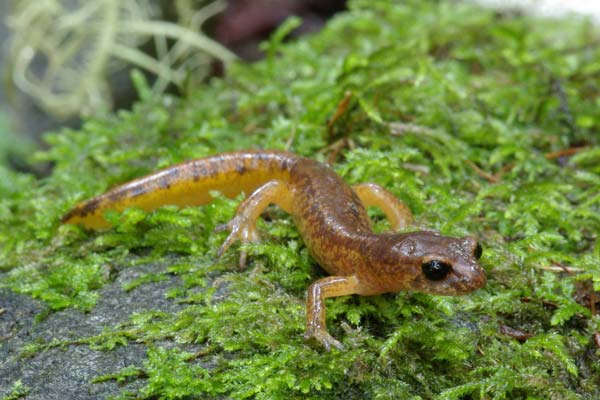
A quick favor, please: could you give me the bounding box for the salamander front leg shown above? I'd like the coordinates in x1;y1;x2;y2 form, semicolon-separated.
305;275;360;351
215;180;293;268
352;183;413;230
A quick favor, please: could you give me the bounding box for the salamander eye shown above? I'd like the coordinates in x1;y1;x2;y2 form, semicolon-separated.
474;242;483;260
422;260;451;281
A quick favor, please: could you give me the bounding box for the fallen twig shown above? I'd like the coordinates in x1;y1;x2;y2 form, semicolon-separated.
545;146;588;160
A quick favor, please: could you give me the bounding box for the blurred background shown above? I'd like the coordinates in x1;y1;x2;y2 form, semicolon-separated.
0;0;597;175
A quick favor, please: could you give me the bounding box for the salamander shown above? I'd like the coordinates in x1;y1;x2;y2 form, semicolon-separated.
62;150;486;350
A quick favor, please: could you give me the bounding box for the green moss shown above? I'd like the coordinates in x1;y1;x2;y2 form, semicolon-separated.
1;0;600;398
0;381;29;400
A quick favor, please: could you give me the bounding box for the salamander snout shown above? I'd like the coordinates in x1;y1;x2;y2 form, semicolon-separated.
424;236;486;295
389;232;487;295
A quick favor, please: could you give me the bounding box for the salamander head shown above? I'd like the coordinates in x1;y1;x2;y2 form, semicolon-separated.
381;231;486;295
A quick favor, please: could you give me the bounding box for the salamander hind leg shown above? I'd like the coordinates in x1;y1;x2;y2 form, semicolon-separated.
305;275;360;351
216;180;293;268
352;183;413;230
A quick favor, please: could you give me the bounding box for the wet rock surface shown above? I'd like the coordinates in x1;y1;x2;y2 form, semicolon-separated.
0;262;185;399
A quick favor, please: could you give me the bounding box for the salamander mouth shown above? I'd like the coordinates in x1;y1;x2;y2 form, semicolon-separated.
422;268;486;295
453;270;487;294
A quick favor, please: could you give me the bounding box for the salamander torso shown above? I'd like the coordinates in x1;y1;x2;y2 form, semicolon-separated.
63;150;486;350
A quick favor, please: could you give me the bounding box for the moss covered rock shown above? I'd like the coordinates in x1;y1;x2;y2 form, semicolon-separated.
1;1;599;398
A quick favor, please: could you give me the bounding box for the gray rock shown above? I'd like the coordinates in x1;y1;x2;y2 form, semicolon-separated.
0;262;189;399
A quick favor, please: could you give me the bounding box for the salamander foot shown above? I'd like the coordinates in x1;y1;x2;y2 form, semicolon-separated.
304;327;344;351
215;216;260;269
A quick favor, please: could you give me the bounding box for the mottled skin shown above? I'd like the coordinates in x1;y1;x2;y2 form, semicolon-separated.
63;150;486;350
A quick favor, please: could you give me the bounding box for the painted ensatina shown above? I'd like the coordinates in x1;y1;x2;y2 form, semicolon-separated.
62;150;486;350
